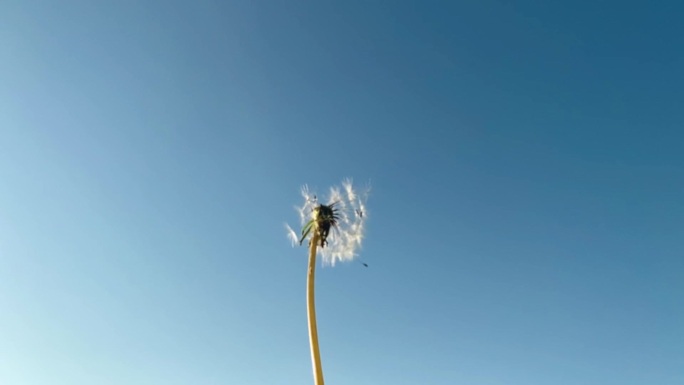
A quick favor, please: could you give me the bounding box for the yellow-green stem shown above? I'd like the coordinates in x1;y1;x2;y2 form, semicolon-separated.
307;232;325;385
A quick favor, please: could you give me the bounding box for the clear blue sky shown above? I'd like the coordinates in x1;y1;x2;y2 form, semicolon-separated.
1;1;682;384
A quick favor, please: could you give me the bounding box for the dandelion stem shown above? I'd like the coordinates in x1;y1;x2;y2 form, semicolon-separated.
307;232;325;385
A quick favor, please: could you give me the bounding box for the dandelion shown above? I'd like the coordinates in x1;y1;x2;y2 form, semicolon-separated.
286;179;369;266
285;179;369;385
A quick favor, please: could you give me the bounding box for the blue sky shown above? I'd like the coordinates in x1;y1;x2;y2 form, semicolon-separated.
1;1;682;384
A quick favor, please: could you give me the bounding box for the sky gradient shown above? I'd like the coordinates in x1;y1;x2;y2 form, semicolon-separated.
1;1;683;384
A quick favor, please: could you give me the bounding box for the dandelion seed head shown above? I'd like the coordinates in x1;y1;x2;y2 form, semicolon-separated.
286;179;370;266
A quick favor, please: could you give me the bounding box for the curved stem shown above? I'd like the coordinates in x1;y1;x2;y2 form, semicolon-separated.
307;232;325;385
